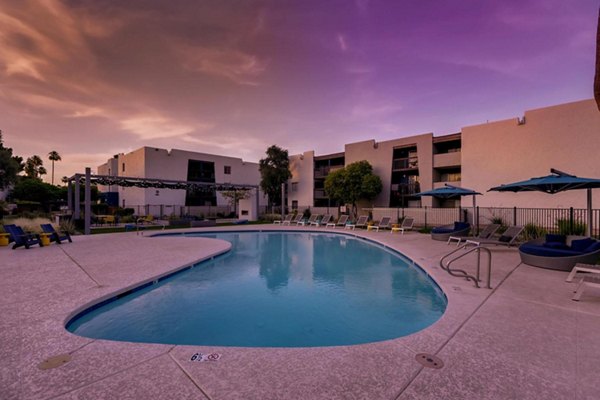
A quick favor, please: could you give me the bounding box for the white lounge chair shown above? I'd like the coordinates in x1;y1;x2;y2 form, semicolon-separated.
346;215;368;230
566;263;600;283
327;215;349;229
283;214;301;225
312;214;332;227
391;217;415;234
368;217;392;232
572;275;600;301
448;224;501;246
298;214;319;226
274;214;292;225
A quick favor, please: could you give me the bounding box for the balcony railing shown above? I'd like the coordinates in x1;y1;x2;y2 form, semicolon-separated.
392;158;418;170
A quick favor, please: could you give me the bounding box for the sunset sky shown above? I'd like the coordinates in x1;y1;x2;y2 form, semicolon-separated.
1;0;597;182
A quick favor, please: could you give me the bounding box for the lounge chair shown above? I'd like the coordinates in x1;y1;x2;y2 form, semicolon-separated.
466;225;524;247
566;263;600;283
346;215;369;230
3;224;43;249
311;214;332;227
327;215;349;229
274;214;293;225
41;224;72;244
298;214;319;226
431;221;470;241
391;217;415;234
283;214;301;225
448;224;500;246
136;214;165;230
368;217;392;232
572;276;600;301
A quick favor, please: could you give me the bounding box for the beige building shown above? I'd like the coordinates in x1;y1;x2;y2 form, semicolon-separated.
99;99;599;213
97;147;267;209
288;99;600;210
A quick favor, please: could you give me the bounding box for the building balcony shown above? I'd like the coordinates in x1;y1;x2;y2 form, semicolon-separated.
433;151;461;168
433;181;461;189
314;189;327;198
392;158;419;171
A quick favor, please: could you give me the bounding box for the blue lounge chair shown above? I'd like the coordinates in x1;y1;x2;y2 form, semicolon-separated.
41;224;72;244
3;225;43;249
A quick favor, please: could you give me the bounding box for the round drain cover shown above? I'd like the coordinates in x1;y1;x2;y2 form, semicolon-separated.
38;354;72;370
415;353;444;369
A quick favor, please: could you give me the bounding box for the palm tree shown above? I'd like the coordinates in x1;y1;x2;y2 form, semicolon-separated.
48;150;62;185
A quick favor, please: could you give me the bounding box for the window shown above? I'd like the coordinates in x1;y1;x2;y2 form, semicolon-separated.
224;165;231;175
122;163;125;172
291;182;298;192
292;200;298;210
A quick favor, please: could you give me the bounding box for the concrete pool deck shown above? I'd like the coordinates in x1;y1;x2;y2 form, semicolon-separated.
1;226;599;400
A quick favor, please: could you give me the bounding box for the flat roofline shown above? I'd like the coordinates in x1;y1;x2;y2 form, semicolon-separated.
433;132;461;143
314;152;345;161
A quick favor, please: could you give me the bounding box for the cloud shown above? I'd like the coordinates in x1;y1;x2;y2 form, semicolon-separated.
119;115;203;140
337;33;348;52
176;44;267;86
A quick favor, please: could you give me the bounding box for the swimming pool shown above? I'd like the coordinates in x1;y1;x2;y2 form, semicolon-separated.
67;231;446;347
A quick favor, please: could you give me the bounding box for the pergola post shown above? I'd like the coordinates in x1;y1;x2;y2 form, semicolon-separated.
85;168;91;235
67;181;73;213
74;174;81;219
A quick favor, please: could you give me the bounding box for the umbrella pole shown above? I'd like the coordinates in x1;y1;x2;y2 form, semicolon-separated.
587;188;592;237
472;194;477;235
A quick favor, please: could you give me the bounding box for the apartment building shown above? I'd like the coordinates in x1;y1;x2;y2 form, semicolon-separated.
288;99;600;210
97;147;267;209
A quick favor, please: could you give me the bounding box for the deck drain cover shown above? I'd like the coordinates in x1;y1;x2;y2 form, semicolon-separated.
38;354;72;370
415;353;444;369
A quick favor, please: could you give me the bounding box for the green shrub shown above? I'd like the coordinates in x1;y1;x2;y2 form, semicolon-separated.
59;220;76;234
556;219;587;236
522;223;547;241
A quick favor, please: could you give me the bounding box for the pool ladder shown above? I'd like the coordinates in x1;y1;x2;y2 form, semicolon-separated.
439;243;492;289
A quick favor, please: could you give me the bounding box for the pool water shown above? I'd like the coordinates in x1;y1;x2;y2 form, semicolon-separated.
67;231;446;347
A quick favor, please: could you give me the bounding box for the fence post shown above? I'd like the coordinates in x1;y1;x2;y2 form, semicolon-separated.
476;206;480;235
569;207;574;234
424;206;428;228
513;206;517;226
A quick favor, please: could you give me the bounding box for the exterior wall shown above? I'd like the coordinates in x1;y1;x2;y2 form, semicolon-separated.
344;134;434;207
288;151;315;208
100;147;266;210
96;157;118;194
462;99;600;209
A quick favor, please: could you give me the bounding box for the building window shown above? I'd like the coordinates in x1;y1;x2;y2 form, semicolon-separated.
291;182;298;192
224;165;231;175
292;200;298;210
155;190;160;196
122;163;125;172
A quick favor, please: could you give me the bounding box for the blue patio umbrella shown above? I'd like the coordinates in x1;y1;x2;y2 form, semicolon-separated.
416;184;482;225
488;168;600;236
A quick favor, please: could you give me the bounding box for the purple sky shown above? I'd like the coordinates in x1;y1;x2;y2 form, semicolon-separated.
1;0;597;182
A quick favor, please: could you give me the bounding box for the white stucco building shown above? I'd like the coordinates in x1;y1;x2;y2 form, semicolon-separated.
97;147;267;210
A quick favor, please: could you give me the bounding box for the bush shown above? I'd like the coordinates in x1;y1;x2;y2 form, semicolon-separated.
522;223;547;241
59;220;76;235
115;207;135;217
556;219;587;236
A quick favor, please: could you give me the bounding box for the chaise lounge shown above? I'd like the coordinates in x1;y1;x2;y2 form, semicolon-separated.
431;221;471;241
519;234;600;271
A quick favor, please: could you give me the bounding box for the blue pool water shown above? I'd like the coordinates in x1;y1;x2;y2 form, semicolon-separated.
67;231;446;347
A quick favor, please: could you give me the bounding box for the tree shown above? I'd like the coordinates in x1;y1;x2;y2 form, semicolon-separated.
0;131;24;190
220;189;252;216
259;145;292;206
324;160;383;218
24;155;47;179
48;150;62;185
